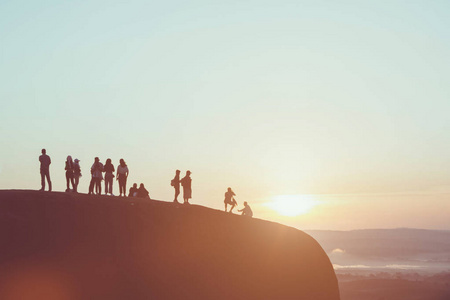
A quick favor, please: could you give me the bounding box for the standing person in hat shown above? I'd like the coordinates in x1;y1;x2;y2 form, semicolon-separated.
171;169;181;203
39;148;52;192
73;159;82;193
180;170;192;204
65;155;75;192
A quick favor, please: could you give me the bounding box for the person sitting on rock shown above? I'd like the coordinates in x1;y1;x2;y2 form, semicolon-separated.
224;187;237;213
137;183;150;199
128;183;138;197
238;201;253;217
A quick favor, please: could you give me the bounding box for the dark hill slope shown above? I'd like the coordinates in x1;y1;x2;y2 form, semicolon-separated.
0;190;339;300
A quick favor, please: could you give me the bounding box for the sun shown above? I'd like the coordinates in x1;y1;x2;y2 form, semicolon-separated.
265;194;319;217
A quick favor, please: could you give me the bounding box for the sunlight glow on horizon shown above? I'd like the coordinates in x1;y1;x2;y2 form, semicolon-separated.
264;194;321;217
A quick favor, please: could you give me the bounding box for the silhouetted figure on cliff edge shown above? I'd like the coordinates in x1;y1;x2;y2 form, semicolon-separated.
128;183;138;197
89;157;103;195
117;159;129;197
171;169;181;203
73;158;81;193
238;201;253;217
65;155;75;192
180;170;192;204
224;187;237;213
104;158;115;196
39;149;52;191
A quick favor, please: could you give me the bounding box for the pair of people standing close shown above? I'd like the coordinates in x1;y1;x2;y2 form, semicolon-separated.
64;156;81;192
88;157;103;195
171;170;192;204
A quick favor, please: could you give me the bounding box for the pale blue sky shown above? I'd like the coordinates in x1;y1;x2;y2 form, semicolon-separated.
1;0;449;229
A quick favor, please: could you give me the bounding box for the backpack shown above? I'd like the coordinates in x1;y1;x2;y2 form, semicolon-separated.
170;179;175;186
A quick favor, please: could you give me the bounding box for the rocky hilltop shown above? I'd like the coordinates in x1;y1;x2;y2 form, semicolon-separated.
0;190;339;300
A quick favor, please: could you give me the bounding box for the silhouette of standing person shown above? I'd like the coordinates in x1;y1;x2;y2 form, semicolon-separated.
65;156;75;192
39;149;52;191
73;159;81;193
171;170;181;203
180;170;192;204
89;157;103;195
224;187;237;213
104;158;115;196
116;159;129;197
238;201;253;217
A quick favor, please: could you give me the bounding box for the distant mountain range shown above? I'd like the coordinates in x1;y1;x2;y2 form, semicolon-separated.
305;228;450;272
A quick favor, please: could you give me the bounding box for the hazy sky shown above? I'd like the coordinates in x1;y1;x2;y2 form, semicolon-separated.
1;0;449;230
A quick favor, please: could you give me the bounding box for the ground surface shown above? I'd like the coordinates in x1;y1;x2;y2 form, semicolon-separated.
0;190;339;300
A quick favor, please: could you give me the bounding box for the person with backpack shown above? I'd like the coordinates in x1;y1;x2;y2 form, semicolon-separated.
116;159;129;196
103;158;115;196
73;159;81;193
171;170;181;203
89;157;103;195
65;156;75;192
180;170;192;205
224;187;237;213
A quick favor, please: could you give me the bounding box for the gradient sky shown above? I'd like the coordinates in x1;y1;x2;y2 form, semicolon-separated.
1;0;449;230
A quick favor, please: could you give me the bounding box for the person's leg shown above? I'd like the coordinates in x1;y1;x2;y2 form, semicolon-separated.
123;177;127;196
119;177;124;196
174;187;180;202
40;171;45;190
66;173;70;190
97;178;102;194
230;203;235;213
45;171;52;192
105;178;109;195
108;178;112;194
88;178;94;194
74;176;79;192
47;173;52;192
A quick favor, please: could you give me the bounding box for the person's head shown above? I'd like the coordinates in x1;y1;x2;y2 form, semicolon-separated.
133;183;137;188
74;159;80;163
176;170;180;174
186;170;191;176
120;159;126;167
67;155;72;162
140;183;144;188
227;187;232;192
94;157;99;163
41;149;46;155
106;158;112;165
244;201;248;206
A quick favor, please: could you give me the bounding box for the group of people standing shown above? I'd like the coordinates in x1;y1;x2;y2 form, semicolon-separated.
39;149;252;217
85;157;130;196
